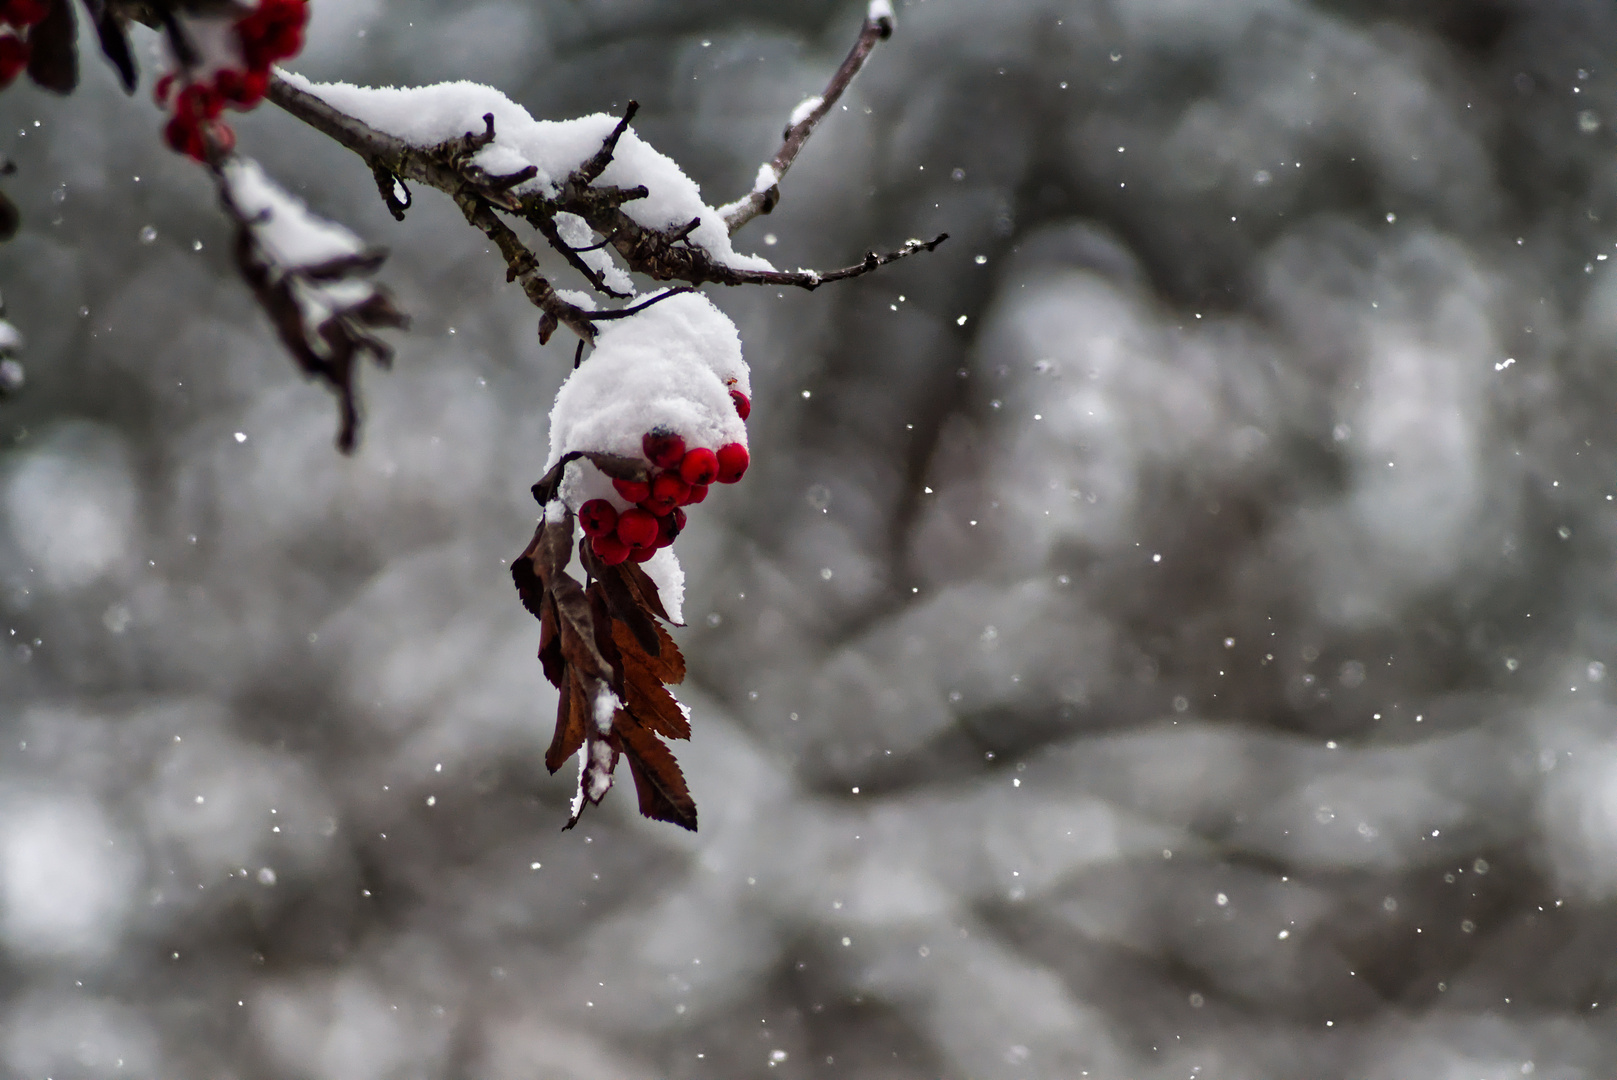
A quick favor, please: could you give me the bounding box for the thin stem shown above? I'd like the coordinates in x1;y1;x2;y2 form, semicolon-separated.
587;287;696;321
722;8;894;234
454;191;598;343
718;233;948;291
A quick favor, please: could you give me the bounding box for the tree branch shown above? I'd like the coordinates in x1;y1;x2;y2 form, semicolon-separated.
453;192;598;344
268;74;598;343
264;4;938;354
721;233;949;290
720;4;895;235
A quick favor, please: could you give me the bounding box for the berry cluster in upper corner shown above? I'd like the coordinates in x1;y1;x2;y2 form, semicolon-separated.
0;0;51;89
156;0;308;161
580;390;751;566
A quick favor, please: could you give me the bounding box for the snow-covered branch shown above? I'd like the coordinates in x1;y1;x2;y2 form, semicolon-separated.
264;30;944;334
212;156;407;452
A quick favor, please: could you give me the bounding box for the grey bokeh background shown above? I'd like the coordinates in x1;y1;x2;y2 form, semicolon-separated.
3;0;1617;1076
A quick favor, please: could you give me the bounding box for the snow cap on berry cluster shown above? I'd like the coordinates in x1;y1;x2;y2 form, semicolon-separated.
279;73;773;274
547;291;748;483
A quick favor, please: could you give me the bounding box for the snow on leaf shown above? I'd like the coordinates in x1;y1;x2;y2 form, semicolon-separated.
637;549;684;627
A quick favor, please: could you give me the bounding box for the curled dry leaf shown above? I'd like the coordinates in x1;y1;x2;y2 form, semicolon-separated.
512;503;696;831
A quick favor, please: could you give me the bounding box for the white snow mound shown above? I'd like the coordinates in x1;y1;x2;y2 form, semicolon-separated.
279;72;774;274
547;292;748;519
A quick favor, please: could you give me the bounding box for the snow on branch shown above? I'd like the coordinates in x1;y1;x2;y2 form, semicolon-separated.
214;156;407;452
264;22;945;344
719;3;895;234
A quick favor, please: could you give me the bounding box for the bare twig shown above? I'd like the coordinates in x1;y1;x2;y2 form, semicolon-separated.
576;100;638;185
454;193;599;344
666;217;702;246
371;164;410;221
528;210;633;300
721;6;895;234
588;287;696;321
729;233;949;290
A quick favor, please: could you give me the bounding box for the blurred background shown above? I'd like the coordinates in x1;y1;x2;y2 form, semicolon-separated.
2;0;1617;1076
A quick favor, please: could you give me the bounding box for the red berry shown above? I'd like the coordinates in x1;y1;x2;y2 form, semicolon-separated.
154;72;176;105
643;472;689;515
175;83;223;121
615;508;659;549
0;35;27;86
238;4;306;67
684;483;708;505
715;442;749;484
163;115;206;161
266;24;304;61
730;389;751;421
6;0;49;27
661;508;681;542
629;545;657;563
642;428;686;470
215;67;267;107
578;499;618;537
656;506;687;548
238;68;269;107
678;447;719;487
210;121;237;155
611;477;651;504
591;534;629;566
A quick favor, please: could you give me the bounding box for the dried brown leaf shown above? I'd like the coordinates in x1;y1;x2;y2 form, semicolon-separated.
511;525;546;620
551;574;611;685
545;670;589;773
584;544;660;657
86;0;137;93
612;622;690;741
536;591;565;690
619;560;679;626
529;515;575;588
509;503;697;828
618;720;697;831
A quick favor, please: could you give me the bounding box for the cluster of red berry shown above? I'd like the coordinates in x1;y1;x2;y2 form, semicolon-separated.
0;0;50;89
156;0;308;161
579;390;752;566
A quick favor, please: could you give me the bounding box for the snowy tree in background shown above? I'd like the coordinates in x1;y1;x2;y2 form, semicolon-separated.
0;0;939;829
